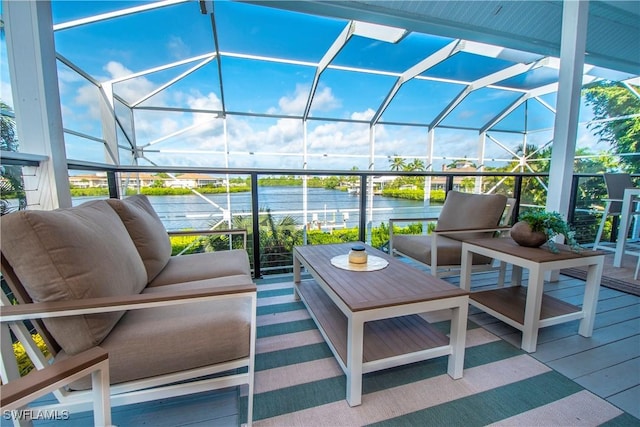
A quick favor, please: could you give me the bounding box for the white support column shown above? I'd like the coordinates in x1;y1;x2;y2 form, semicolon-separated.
303;120;309;245
4;0;71;209
367;125;375;243
425;128;435;203
546;0;589;217
476;132;486;193
99;82;120;165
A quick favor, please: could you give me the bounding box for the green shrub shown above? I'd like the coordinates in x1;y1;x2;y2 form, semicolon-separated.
14;334;49;376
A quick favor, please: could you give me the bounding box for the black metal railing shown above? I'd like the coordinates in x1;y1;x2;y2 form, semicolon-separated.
2;154;636;278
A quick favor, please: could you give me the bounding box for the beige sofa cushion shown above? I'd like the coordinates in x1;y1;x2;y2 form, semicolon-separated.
149;249;251;287
60;277;256;389
0;200;147;355
106;195;171;282
436;191;507;241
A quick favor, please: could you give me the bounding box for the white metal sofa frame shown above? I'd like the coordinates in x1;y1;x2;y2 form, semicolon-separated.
0;346;111;426
389;193;515;280
0;228;256;426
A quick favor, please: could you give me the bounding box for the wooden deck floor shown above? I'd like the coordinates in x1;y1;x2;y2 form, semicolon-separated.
449;270;640;420
9;263;639;426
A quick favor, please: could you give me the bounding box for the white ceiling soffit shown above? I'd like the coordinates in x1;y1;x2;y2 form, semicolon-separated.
246;0;640;77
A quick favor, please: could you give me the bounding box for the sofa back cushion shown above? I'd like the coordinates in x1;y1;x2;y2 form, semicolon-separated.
435;191;507;241
0;200;148;355
106;195;171;282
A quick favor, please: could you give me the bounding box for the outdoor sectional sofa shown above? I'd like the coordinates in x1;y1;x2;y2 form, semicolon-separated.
0;194;256;424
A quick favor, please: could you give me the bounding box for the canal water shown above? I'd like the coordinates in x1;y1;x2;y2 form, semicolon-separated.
72;187;443;231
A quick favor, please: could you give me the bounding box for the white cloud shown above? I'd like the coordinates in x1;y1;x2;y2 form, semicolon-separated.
276;84;309;115
311;86;341;112
351;109;375;121
167;36;190;60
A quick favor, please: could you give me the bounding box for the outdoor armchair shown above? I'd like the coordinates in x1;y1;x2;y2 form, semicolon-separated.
593;173;640;251
389;191;513;278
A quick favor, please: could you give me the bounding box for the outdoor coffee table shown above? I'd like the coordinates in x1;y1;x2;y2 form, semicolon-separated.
460;238;605;353
293;242;469;407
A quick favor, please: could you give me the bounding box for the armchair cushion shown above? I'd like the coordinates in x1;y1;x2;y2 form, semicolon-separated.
436;191;507;241
0;200;147;355
392;234;493;266
106;195;172;282
148;250;252;287
60;278;255;390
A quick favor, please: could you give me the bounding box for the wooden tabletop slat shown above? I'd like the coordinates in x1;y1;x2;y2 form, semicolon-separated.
464;238;606;263
295;243;468;312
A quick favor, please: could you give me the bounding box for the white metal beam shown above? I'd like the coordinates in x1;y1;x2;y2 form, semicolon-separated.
4;0;71;209
371;39;462;124
53;0;189;31
304;22;353;119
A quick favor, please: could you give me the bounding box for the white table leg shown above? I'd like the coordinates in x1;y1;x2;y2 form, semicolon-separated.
447;299;468;379
521;266;544;352
614;189;636;267
512;265;523;286
579;260;603;337
293;252;301;300
460;245;472;291
346;315;364;407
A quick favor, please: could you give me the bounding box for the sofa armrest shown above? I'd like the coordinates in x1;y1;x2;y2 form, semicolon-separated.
0;346;108;407
168;229;247;250
431;226;512;236
0;283;256;323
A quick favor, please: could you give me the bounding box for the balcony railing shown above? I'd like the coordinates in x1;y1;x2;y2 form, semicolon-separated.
1;155;637;278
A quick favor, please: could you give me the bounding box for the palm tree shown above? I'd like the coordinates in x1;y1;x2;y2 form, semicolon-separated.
406;158;426;171
388;155;406;171
0;101;25;214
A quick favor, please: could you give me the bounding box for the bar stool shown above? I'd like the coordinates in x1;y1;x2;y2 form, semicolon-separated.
593;173;640;251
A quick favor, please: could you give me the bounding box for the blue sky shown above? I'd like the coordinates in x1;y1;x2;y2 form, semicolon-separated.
0;0;620;172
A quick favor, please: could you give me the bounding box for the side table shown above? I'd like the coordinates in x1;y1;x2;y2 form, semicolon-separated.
460;238;604;352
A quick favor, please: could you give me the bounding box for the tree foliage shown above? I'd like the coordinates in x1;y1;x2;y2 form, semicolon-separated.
583;81;640;172
0;101;25;213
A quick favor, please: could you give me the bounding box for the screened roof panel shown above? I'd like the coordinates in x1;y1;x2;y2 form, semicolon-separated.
137;61;222;110
214;1;345;63
52;2;214;80
311;69;397;119
422;52;517;82
491;99;556;133
18;0;633;171
112;61;211;106
375;124;429;157
440;87;522;129
51;1;145;23
496;66;560;91
221;57;313;116
380;78;465;125
332;32;454;73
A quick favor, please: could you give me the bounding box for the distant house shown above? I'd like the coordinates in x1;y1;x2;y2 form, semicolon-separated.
68;173;109;188
432;162;478;191
69;172;161;189
69;172;224;189
165;173;224;188
120;173;160;188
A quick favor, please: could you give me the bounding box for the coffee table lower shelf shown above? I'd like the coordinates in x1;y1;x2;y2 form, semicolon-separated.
470;286;583;330
297;280;451;372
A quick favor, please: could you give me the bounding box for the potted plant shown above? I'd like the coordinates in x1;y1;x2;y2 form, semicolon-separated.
510;210;581;253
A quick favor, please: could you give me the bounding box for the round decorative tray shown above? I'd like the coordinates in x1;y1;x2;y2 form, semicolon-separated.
330;254;389;272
